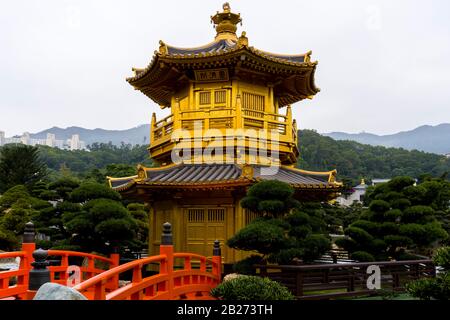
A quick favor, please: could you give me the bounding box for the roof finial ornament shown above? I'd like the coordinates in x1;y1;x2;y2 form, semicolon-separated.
211;2;242;41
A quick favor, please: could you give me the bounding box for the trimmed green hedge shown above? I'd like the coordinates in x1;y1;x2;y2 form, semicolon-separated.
211;276;295;300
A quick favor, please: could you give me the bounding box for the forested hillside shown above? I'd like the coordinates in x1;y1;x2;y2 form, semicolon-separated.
12;130;448;184
298;130;450;184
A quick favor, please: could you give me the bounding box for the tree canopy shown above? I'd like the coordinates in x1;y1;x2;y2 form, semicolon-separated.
0;144;47;193
336;176;449;261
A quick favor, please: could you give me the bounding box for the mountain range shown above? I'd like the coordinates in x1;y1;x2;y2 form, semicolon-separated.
31;125;150;146
29;123;450;155
322;123;450;155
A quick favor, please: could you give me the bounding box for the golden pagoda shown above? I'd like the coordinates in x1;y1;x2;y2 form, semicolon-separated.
109;3;342;264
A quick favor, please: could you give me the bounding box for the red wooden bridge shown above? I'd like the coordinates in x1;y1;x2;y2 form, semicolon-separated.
0;222;221;300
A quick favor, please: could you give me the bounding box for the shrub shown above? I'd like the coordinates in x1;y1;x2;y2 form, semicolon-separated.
268;248;304;265
226;220;286;255
210;276;295;300
433;247;450;270
70;182;121;202
378;222;399;236
351;251;375;262
369;200;390;214
383;235;413;248
300;234;331;262
406;273;450;300
0;228;19;251
384;209;402;222
345;226;374;244
402;205;434;224
240;180;299;216
232;255;264;275
285;211;310;226
391;199;411;211
350;220;378;234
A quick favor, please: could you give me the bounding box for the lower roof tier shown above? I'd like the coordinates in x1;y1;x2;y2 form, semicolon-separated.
108;163;342;199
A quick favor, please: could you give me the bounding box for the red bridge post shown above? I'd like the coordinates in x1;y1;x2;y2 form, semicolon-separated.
212;240;222;283
109;249;120;291
159;222;174;296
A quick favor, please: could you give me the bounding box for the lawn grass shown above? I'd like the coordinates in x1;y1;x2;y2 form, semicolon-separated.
354;293;418;300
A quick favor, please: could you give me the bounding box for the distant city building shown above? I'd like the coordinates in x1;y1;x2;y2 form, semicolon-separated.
0;130;87;151
70;134;81;151
46;133;56;147
445;153;450;159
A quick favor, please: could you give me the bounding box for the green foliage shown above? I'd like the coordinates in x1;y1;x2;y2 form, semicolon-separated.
345;226;374;245
70;182;121;202
240;180;299;216
337;176;449;260
63;194;138;253
297;129;450;185
0;228;19;251
227;220;286;255
48;177;80;200
210;276;295;300
0;185;31;210
127;203;149;248
232;255;264;275
269;248;305;265
0;144;48;193
406;247;450;300
433;247;450;270
369;200;390;214
300;234;331;262
229;183;331;266
406;272;450;300
36;143;152;179
351;251;375;262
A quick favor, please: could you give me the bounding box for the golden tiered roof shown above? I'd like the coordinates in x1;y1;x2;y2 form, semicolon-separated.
108;163;340;200
127;3;319;108
108;3;342;199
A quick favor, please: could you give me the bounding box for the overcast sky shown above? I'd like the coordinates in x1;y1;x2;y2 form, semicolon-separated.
1;0;449;137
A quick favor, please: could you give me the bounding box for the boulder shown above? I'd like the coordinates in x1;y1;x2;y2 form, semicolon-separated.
223;273;246;282
33;283;87;300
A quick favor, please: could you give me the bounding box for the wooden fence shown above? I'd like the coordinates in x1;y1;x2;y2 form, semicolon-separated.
254;260;435;300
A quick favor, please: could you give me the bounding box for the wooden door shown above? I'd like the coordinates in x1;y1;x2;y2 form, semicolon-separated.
185;207;226;257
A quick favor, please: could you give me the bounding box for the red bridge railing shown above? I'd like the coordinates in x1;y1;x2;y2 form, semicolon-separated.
0;222;222;300
74;223;221;300
47;250;119;290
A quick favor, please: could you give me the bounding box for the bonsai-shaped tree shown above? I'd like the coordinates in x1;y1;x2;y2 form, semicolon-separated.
227;180;330;273
60;182;138;254
336;176;449;261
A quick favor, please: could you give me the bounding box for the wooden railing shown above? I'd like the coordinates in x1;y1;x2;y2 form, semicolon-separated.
254;260;435;300
74;224;221;300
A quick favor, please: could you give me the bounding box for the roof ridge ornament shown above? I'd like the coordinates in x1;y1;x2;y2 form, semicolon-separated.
211;3;242;41
237;31;248;48
159;40;168;55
